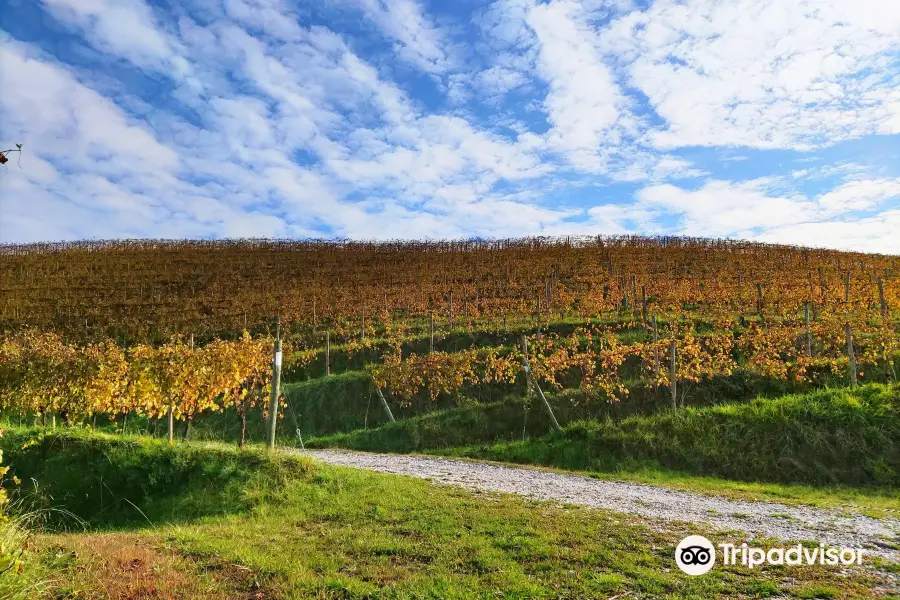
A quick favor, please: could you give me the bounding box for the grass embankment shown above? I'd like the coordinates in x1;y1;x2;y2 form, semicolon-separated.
53;359;875;448
308;384;900;510
2;430;895;599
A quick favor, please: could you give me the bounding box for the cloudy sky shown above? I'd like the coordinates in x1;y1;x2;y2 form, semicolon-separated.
1;0;899;251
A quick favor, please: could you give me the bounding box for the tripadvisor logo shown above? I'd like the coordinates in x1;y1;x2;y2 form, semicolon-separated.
675;536;866;576
675;535;716;575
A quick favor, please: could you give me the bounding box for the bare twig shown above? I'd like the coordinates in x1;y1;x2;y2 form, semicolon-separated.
0;143;24;168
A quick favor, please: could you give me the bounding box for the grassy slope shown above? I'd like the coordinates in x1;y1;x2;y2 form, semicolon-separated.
3;430;895;599
306;384;900;511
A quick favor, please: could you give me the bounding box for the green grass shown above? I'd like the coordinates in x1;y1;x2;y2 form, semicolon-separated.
0;428;308;529
0;512;53;600
451;384;900;487
305;384;900;512
3;430;895;599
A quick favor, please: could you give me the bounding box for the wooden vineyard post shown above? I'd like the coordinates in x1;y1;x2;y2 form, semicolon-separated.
845;271;851;303
818;266;825;301
267;317;283;450
631;274;637;313
448;290;453;330
169;334;192;443
374;385;395;422
641;286;647;324
360;306;365;342
846;323;857;386
804;303;812;358
429;310;435;353
325;330;330;377
167;401;175;443
756;283;763;319
536;293;541;337
652;314;660;382
670;338;677;410
877;277;887;320
520;335;561;432
463;291;469;324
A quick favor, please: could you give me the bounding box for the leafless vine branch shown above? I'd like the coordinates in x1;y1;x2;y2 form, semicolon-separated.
0;143;23;168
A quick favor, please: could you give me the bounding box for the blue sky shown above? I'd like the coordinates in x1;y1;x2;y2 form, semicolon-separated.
1;0;899;252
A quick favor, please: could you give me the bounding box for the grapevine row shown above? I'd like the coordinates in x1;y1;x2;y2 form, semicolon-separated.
1;236;896;343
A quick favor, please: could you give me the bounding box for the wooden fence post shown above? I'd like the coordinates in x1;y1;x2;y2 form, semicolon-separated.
756;283;763;318
804;302;812;357
429;310;434;353
267;318;283;450
631;274;637;311
670;338;677;410
169;334;192;443
846;323;857;386
325;330;330;376
652;314;660;382
167;397;175;444
641;286;647;324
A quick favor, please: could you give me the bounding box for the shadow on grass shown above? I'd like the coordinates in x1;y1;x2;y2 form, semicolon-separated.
0;428;316;532
309;383;900;489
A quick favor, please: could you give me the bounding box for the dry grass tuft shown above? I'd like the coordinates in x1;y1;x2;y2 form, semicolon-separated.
37;532;267;600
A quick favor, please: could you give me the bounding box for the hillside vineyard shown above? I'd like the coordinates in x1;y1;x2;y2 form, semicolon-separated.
1;236;897;342
1;236;897;427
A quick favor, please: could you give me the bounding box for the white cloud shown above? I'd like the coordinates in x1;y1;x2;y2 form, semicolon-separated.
0;42;180;177
324;114;549;202
40;0;188;76
0;39;338;241
610;154;707;183
526;0;633;171
817;178;900;214
755;211;900;254
0;24;561;244
353;0;453;74
476;65;529;96
478;0;538;50
634;176;900;251
222;0;304;41
638;179;817;237
601;0;900;150
4;0;900;252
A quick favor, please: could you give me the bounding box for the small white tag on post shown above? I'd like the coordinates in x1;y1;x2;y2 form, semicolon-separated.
275;351;283;366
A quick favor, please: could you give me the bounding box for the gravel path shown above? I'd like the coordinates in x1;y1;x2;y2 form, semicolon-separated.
295;449;900;561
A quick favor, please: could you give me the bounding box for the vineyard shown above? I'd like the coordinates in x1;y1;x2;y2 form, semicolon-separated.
2;235;900;599
0;236;898;444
